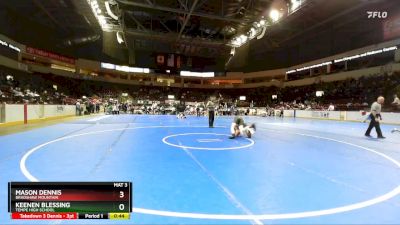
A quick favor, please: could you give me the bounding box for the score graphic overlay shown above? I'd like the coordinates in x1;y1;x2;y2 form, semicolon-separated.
8;182;132;220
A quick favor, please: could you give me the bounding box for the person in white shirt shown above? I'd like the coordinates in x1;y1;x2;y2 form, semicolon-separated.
327;103;335;111
177;112;186;119
392;94;400;111
392;94;400;133
151;102;157;114
75;101;81;116
112;104;119;115
392;94;400;105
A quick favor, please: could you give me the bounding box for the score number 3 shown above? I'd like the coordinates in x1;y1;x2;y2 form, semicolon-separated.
119;191;125;211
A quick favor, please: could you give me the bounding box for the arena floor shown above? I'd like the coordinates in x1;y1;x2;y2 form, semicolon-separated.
1;114;400;225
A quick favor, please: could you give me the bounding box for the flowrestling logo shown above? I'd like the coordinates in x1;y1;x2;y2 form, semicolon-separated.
367;11;388;19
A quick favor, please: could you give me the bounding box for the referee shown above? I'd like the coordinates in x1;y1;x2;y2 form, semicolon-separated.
365;96;385;139
206;96;216;128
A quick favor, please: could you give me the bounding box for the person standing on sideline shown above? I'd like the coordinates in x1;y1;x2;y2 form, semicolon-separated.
195;101;201;117
365;96;385;139
206;96;216;128
328;103;335;111
391;94;400;111
391;94;400;133
75;100;81;116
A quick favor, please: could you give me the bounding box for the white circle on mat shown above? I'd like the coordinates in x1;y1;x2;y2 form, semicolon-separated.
162;133;254;150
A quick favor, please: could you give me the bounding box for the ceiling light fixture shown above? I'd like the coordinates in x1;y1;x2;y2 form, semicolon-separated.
116;31;124;44
105;0;119;20
269;9;281;22
87;0;114;30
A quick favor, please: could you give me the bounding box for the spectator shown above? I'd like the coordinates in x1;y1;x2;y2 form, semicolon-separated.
76;100;81;116
392;94;400;111
328;103;335;111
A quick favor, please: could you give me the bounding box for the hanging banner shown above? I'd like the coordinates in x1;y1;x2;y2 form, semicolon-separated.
167;54;175;67
26;47;75;65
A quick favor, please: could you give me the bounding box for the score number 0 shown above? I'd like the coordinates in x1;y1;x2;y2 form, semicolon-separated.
119;191;125;211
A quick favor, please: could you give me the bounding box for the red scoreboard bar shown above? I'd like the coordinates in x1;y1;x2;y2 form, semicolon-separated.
8;182;132;220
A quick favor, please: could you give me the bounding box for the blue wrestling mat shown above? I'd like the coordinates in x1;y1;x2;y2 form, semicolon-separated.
1;114;400;224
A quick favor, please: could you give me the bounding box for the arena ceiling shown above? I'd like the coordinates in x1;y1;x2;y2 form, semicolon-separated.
0;0;398;64
115;0;273;57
